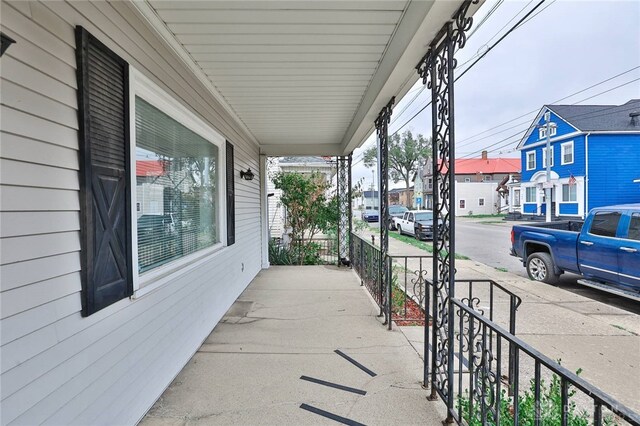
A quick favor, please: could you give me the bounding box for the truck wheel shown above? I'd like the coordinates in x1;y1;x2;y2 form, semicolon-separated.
526;252;559;284
388;221;396;231
397;225;402;235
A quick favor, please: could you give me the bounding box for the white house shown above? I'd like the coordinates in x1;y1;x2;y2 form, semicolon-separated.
0;1;474;424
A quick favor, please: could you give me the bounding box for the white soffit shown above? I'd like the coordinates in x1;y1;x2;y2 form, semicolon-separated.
140;0;474;155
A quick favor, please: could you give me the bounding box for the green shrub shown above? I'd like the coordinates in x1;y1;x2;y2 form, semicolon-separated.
457;367;593;426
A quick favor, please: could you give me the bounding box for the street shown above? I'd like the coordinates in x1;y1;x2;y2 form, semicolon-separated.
362;214;639;314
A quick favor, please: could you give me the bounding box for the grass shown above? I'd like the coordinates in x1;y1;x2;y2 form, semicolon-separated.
387;231;470;260
495;267;509;272
465;214;507;219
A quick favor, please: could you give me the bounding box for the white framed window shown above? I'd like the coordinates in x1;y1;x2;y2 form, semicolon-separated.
483;175;491;182
526;151;536;171
459;199;466;209
478;198;485;206
561;141;574;165
130;70;226;290
525;187;537;203
542;147;554;167
562;184;577;202
539;125;557;140
464;177;471;183
513;189;521;207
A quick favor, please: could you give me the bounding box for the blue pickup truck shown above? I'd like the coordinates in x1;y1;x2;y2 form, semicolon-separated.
511;204;640;300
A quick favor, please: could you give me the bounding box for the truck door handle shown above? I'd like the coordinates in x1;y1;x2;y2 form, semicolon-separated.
579;241;594;246
620;247;638;253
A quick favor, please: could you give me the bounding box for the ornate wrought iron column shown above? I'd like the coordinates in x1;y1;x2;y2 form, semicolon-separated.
337;155;351;264
375;98;394;327
416;0;477;421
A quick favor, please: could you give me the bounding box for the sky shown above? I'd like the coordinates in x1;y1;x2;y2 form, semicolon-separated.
352;0;640;190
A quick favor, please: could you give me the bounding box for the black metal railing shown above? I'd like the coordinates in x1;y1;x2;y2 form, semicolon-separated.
352;233;384;316
386;255;432;326
269;237;338;266
451;299;640;426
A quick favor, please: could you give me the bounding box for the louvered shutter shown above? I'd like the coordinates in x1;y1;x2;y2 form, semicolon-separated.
226;141;235;246
75;27;132;316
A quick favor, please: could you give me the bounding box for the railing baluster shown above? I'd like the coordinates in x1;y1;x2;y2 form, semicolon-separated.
495;335;501;426
534;360;541;426
468;313;475;418
561;377;569;426
480;322;487;425
458;305;463;422
512;347;520;425
594;402;602;426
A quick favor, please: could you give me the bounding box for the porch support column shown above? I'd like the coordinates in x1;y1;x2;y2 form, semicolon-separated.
375;98;395;328
416;0;477;421
337;155;351;264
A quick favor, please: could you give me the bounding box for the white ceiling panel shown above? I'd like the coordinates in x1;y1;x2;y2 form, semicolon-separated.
137;0;476;154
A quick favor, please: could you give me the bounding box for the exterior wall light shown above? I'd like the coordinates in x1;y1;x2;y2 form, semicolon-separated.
240;168;255;181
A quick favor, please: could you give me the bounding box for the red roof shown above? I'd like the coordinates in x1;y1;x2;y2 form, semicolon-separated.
136;160;164;177
438;158;520;174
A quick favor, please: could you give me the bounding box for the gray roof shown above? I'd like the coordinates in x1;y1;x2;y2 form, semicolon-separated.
550;99;640;132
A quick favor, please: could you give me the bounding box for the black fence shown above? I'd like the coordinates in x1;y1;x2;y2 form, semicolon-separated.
352;233;383;315
269;237;338;266
451;299;640;426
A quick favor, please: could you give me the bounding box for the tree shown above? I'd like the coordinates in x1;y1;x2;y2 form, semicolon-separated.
362;130;431;199
272;171;337;264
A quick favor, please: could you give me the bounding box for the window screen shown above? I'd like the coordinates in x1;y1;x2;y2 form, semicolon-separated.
135;97;219;273
589;212;621;238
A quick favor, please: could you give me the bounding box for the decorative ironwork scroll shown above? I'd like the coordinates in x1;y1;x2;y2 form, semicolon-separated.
375;97;394;326
415;0;478;421
337;155;351;263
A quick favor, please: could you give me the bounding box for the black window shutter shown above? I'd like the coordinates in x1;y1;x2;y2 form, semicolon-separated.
226;141;235;246
75;26;132;316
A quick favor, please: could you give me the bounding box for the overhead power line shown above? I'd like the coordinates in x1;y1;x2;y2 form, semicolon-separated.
389;0;548;137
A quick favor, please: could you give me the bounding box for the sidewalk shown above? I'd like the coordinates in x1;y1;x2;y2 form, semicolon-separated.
359;229;640;413
141;266;447;425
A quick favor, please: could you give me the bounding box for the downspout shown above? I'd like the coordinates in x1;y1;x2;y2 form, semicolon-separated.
584;133;590;219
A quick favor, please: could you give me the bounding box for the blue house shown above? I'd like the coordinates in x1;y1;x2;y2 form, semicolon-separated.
517;99;640;218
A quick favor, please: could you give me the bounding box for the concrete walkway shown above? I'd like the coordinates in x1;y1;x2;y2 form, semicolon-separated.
142;266;447;425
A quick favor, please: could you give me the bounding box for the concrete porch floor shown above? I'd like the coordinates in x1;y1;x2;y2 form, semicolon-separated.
141;266;447;425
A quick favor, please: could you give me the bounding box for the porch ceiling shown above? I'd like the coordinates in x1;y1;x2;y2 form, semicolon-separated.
134;1;477;156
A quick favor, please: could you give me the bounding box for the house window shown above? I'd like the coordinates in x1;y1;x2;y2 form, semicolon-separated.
483;175;491;182
562;184;577;202
525;187;537;203
539;125;557;139
459;199;466;209
526;151;536;170
135;97;221;274
561;141;574;165
542;147;554;167
478;198;485;206
464;177;471;182
513;189;521;207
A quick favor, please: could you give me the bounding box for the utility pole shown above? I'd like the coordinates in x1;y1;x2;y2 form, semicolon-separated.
543;111;556;223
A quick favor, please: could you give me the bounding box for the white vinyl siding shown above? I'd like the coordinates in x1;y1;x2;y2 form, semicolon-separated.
0;1;262;425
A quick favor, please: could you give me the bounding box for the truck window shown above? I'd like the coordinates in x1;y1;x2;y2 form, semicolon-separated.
627;213;640;241
589;212;622;238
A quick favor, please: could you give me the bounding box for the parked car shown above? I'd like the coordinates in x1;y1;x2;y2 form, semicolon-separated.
363;209;379;222
395;210;434;240
511;204;640;300
387;205;408;230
